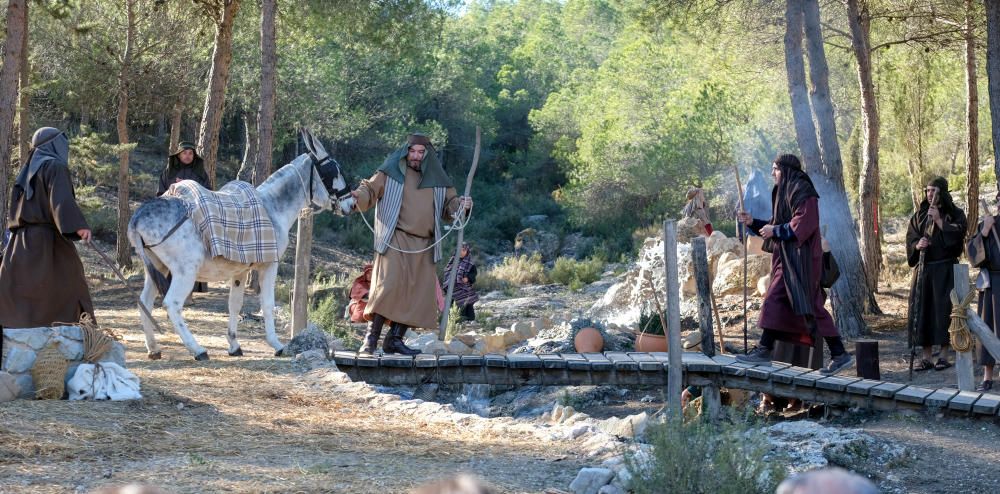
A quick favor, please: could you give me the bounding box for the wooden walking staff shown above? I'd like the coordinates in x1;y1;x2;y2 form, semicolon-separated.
438;126;481;340
909;188;938;380
733;165;749;354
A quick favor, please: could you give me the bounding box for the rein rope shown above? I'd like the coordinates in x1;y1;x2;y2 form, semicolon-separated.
356;205;472;254
948;288;977;353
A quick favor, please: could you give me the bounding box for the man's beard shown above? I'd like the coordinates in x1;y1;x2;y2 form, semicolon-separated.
407;160;422;171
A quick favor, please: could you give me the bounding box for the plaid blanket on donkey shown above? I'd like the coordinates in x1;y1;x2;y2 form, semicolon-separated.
166;180;279;264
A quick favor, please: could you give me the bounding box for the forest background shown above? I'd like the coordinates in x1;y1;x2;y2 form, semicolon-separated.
2;0;1000;340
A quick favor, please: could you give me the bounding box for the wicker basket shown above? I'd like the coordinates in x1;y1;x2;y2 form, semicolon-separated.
31;342;67;400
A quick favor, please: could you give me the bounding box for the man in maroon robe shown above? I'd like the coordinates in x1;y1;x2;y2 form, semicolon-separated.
736;154;852;375
0;127;95;338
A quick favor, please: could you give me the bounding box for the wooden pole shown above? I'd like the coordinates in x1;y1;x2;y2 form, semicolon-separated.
692;237;716;357
854;340;880;380
290;208;313;337
664;219;683;420
952;264;976;391
733;165;749;353
439;126;481;340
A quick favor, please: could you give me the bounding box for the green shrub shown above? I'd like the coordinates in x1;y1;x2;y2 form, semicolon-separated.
475;270;509;293
445;303;462;341
637;310;665;336
310;293;358;349
548;256;604;289
488;253;547;287
626;414;787;494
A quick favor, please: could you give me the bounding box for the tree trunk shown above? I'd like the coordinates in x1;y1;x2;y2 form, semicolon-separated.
0;0;26;233
169;101;182;154
847;0;882;312
968;0;982;234
16;0;29;167
255;0;277;186
237;110;257;182
197;0;241;189
116;0;136;269
988;0;1000;183
783;1;823;171
790;0;869;337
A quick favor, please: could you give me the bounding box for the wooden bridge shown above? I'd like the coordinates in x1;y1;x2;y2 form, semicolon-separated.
332;350;1000;418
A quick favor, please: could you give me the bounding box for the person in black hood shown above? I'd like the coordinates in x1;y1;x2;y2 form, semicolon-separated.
157;141;210;196
906;176;967;371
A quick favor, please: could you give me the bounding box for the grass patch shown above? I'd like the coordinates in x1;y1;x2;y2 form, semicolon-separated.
487;253;547;287
548;256;604;290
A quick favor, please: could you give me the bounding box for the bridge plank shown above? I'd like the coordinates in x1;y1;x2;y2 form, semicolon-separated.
972;393;1000;415
507;354;543;369
870;382;906;398
414;354;438;368
485;354;508;368
722;362;754;377
846;379;882;395
627;353;662;372
925;388;960;408
770;366;814;384
684;352;721;373
381;355;414;368
815;376;862;392
438;355;461;367
538;353;567;369
791;371;827;388
356;354;380;368
332;351;357;367
583;353;614;372
948;390;983;412
895;386;934;404
461;355;484;367
605;352;639;371
563;353;591;371
745;365;786;382
711;354;738;366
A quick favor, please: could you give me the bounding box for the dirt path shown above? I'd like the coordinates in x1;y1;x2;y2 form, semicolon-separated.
0;243;587;493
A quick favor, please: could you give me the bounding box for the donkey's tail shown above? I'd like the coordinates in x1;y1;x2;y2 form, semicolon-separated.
127;211;171;297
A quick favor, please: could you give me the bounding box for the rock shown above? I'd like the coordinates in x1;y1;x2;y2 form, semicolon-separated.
422;340;449;356
559;232;595;260
295;349;336;370
0;371;20;403
3;328;49;350
446;339;471;355
499;329;522;346
471;339;487;355
406;332;439;351
765;421;908;476
484;334;507;354
56;337;84;361
596;412;649;439
713;254;771;296
598;485;625;494
283;326;329;357
757;274;771;296
327;336;347;351
569;467;615;494
512;321;534;340
567;423;592;439
714;251;738;276
3;347;36;374
676;217;702;243
610;468;633;491
514;228;560;262
454;332;480;347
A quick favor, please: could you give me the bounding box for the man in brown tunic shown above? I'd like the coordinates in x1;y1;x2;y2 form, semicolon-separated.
351;134;472;355
0;127;95;339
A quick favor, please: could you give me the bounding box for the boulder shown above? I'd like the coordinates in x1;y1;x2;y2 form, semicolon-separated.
512;321;534;340
484;334;507;354
676;217;703;243
713;254;771;296
514;228;560;262
0;372;19;403
446;339;472;355
454;332;480;347
283;326;329;357
569;468;615;494
559;232;596;260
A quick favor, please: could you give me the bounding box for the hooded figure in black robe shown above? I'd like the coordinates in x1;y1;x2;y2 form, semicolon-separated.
967;191;1000;390
906;176;966;371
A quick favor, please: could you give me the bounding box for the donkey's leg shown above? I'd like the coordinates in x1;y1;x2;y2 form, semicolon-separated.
162;268;208;360
138;272;163;359
258;263;285;355
226;274;247;356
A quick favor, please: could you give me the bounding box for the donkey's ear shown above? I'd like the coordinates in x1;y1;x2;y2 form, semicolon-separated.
300;127;329;162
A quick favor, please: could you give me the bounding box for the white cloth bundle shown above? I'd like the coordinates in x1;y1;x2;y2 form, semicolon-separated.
67;362;142;401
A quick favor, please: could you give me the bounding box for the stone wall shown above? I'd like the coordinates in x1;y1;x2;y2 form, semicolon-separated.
1;326;126;399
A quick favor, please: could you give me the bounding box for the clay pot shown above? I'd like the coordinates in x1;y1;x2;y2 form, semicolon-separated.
574;327;604;353
635;333;668;353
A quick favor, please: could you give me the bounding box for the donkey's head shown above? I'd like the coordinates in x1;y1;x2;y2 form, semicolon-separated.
302;128;355;215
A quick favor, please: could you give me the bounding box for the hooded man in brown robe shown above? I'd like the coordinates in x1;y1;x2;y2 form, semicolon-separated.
0;127;95;336
351;133;473;355
157;141;209;294
906;176;966;371
736;154;852;375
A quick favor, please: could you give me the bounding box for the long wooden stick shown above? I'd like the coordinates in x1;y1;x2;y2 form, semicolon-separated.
733;165;748;354
439;126;481;340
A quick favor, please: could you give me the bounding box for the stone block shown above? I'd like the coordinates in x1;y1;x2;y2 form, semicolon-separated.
454;332;479;347
3;328;51;350
569;467;615;494
446;339;471;355
14;374;32;399
56;337;84;361
0;372;19;403
3;347;36;374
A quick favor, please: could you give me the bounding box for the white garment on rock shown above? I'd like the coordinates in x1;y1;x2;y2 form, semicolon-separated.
67;363;141;401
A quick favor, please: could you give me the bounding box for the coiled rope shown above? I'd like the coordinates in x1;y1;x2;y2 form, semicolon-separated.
948;288;976;353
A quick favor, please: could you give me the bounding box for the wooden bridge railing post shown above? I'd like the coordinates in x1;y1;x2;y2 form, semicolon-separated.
665;219;683;420
291;208;314;338
692;236;716;357
953;264;975;391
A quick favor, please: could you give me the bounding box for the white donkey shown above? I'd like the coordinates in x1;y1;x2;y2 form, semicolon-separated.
127;132;355;360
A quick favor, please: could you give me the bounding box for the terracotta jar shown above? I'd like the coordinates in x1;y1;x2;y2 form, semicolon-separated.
574;327;604;353
635;333;668;353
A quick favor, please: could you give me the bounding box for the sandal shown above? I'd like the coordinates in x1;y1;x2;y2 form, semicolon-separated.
934;358;952;371
976;380;994;392
914;359;934;372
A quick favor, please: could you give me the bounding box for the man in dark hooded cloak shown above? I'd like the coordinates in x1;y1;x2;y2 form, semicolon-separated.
351;134;472;355
907;177;966;371
736;154;852;375
157;141;210;195
0;127;95;333
967;191;1000;391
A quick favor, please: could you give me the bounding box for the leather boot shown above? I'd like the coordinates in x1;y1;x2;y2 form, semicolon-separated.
358;314;386;354
382;322;420;355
